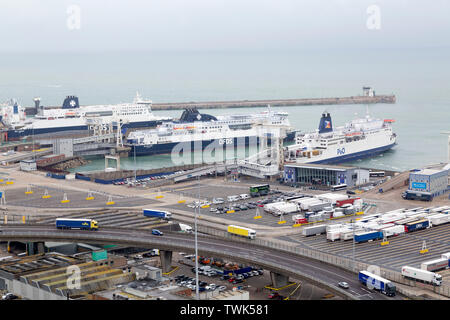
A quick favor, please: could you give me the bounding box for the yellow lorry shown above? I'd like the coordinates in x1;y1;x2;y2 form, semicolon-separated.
227;225;256;240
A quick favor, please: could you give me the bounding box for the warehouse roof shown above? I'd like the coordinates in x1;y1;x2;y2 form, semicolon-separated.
413;168;447;175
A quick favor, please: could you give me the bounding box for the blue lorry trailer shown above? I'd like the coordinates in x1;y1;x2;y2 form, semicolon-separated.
405;219;429;232
359;270;396;296
143;209;172;219
56;218;98;230
354;231;383;243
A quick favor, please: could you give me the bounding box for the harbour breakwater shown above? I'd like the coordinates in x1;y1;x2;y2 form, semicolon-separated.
36;93;395;113
151;94;396;110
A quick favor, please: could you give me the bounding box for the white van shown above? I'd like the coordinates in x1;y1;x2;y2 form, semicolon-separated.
227;195;240;202
240;194;250;200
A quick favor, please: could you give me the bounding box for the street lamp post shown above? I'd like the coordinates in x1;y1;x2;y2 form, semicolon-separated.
352;219;356;272
194;175;200;300
134;145;137;183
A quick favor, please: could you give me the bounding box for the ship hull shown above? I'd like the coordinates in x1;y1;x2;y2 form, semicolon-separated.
129;136;265;156
298;143;396;165
5;120;163;140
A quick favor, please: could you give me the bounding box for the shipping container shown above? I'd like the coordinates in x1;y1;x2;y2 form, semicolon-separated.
341;230;356;241
405;219;429;232
300;199;325;211
335;197;361;207
441;252;450;260
327;231;341;241
302;224;326;237
264;202;299;215
309;202;329;212
326;224;343;232
316;193;348;205
394;217;421;225
427;214;450;226
383;225;405;237
421;258;449;272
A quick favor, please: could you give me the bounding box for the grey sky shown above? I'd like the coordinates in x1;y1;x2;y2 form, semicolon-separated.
1;0;449;52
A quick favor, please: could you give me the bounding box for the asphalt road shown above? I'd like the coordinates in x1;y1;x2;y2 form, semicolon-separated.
0;224;403;300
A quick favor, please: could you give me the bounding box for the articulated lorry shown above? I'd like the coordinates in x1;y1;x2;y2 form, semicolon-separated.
179;223;193;233
56;218;98;230
143;209;172;220
227;225;256;240
401;266;442;286
358;270;396;297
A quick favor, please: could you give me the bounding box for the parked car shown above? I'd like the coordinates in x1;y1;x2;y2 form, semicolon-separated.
232;278;244;284
212;198;225;204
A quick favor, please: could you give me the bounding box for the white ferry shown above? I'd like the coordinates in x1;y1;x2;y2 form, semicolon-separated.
126;107;292;156
284;111;397;164
3;93;171;139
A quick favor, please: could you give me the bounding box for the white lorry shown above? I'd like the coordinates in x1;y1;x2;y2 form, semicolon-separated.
401;266;442;286
179;223;193;233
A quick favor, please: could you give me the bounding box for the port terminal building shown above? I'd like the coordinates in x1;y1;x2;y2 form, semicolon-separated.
408;167;450;199
283;163;370;188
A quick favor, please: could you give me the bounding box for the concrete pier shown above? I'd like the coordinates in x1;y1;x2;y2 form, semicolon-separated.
159;250;173;274
26;242;46;255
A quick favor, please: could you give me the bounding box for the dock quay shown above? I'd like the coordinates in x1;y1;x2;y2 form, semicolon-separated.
150;94;396;111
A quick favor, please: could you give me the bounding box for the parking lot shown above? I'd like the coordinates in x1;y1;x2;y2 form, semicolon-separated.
163;183;307;228
168;253;341;300
283;223;450;275
3;186;155;208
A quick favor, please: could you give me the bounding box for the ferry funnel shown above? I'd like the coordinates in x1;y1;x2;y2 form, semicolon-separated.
318;112;333;134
